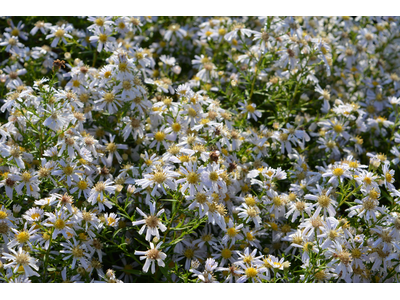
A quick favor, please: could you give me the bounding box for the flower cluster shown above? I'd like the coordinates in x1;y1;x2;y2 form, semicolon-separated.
1;16;400;283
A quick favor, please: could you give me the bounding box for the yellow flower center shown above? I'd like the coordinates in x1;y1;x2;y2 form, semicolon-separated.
155;131;166;142
104;92;115;103
77;180;88;190
184;248;195;259
273;196;283;207
0;211;8;219
221;248;232;259
30;213;40;219
352;248;362;259
333;124;343;133
54;219;66;229
55;29;65;38
386;172;393;183
72;80;80;87
332;168;344;176
186;172;199;184
245;196;256;206
21;172;32;182
245;267;258;278
227;227;238;237
106;142;117;153
209;171;219;181
172;123;181;132
11;28;20;36
318;195;331;208
99;33;108;43
152;171;167;184
246;104;255;113
188;108;197;117
16;231;30;243
63;166;74;176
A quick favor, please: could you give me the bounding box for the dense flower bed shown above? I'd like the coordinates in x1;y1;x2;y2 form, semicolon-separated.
1;16;400;283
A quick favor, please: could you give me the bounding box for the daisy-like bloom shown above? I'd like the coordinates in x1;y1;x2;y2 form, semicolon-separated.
75;208;100;234
318;118;351;140
317;137;341;156
285;199;312;222
30;20;51;35
180;102;205;128
23;207;44;224
368;244;398;273
70;175;92;199
0;32;24;54
346;189;384;222
3;64;27;87
355;170;379;191
176;161;205;197
357;27;377;52
8;222;39;249
163;23;187;41
81;134;99;157
104;212;120;228
263;254;288;277
235;247;263;267
235;261;268;283
305;185;337;218
101;134;128;166
147;125;175;151
174;239;206;270
193;225;218;248
51;160;83;187
317;217;345;250
57;134;81;159
195;62;218;83
2;247;39;277
326;241;353;282
87;179;116;209
14;170;40;199
135;166;179;196
322;163;351;187
201;162;227;193
237;203;262;228
222;219;244;244
134;242;167;274
238;101;262;121
382;162;395;191
95;88;124;114
52;193;75;214
190;258;219;283
314;84;331;113
272;128;298;155
44;209;75;239
132;202;166;241
299;214;325;238
89;26;116;52
264;190;287;218
277;42;300;70
0;171;19;200
224;23;255;42
370;226;397;253
187;191;211;218
121;116;145;141
60;237;91;269
46;23;73;47
0;144;26;169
